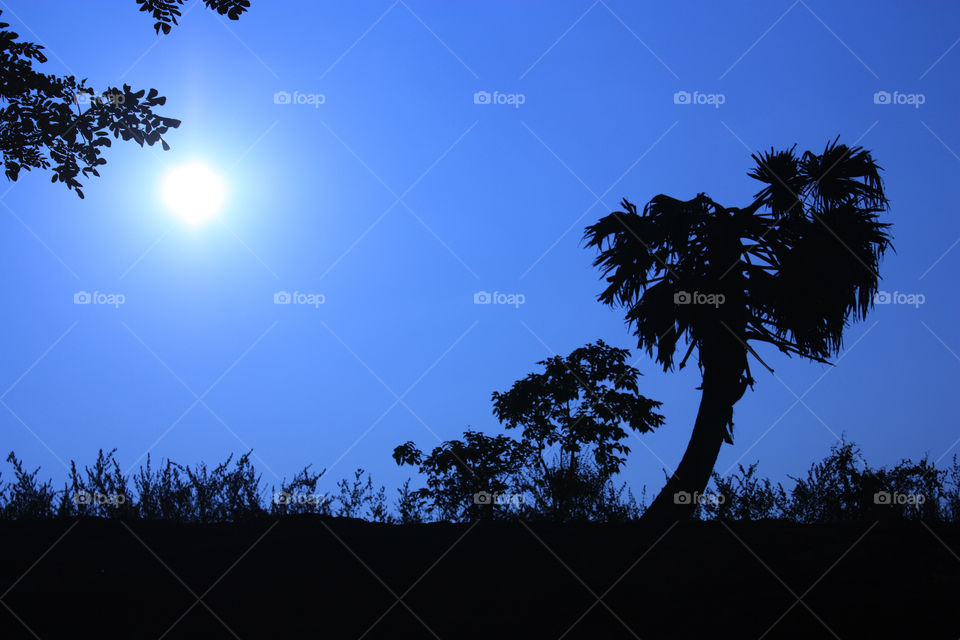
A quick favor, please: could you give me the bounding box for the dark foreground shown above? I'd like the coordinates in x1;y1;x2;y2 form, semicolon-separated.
0;517;956;639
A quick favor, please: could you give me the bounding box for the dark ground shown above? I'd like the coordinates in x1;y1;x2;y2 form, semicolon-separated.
0;517;956;639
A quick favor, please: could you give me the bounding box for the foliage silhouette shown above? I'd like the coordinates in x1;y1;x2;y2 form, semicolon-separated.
784;437;868;523
946;457;960;522
179;451;262;522
0;10;181;197
136;0;252;34
700;461;788;521
2;440;959;523
584;139;892;520
491;340;663;521
394;478;428;524
781;438;949;523
335;468;389;521
134;453;195;521
65;448;135;519
271;463;330;516
1;452;57;519
394;341;662;522
394;430;530;522
0;0;250;195
514;455;644;522
696;439;958;524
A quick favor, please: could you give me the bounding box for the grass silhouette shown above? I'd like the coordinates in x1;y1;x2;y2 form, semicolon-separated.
3;439;958;524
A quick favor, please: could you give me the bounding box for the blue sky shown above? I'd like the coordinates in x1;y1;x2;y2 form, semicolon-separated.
1;0;958;500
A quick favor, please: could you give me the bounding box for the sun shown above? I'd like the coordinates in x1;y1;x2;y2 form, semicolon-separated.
162;163;226;224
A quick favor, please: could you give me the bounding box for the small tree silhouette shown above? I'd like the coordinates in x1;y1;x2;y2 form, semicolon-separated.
584;139;892;520
394;342;663;522
393;431;529;522
491;340;664;521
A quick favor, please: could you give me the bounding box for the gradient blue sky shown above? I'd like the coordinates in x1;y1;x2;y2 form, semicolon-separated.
1;0;957;500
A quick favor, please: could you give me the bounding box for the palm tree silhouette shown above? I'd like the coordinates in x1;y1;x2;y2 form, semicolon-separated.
584;138;892;520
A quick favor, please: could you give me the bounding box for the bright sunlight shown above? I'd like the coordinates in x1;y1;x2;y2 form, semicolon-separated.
162;163;226;224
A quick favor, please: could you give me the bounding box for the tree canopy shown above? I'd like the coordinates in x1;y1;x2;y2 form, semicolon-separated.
0;2;253;197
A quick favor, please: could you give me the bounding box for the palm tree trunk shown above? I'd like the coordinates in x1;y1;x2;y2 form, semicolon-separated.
642;321;754;521
642;380;730;520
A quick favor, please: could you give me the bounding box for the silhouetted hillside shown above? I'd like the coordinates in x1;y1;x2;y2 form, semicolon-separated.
0;517;957;638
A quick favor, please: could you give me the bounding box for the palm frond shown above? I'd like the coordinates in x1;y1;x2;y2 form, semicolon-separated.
585;138;892;384
748;145;804;217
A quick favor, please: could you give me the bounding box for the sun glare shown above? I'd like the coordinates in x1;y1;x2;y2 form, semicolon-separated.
162;163;226;224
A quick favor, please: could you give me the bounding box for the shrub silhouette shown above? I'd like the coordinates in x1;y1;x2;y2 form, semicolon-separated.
334;468;390;522
178;451;263;523
394;478;428;524
2;452;58;519
946;456;960;522
491;340;664;522
135;454;194;521
785;438;867;523
700;462;788;521
270;464;330;517
869;457;946;521
515;456;644;522
394;431;529;522
63;449;135;519
393;341;663;522
695;440;956;524
3;441;958;523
